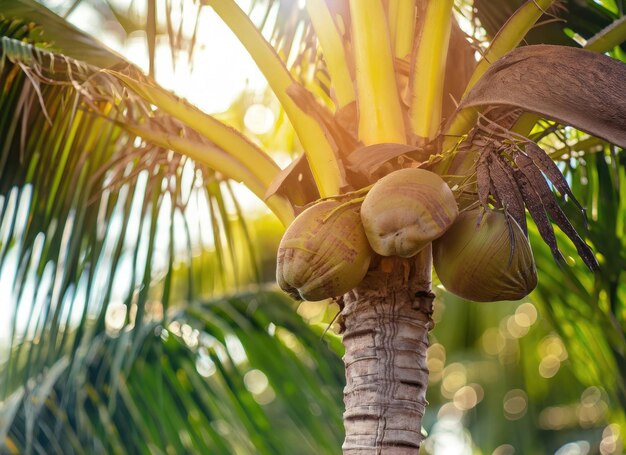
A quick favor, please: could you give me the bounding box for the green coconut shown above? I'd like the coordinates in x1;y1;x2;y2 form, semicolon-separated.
276;200;372;301
433;210;537;302
361;168;458;258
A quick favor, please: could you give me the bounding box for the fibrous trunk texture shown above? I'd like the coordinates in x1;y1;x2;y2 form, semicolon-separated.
340;251;434;454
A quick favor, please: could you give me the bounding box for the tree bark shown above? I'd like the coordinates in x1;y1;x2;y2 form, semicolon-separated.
340;249;434;454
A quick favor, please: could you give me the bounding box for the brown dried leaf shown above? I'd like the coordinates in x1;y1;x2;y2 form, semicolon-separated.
265;154;320;207
460;45;626;148
394;56;411;76
490;153;527;234
346;143;420;181
483;106;524;131
512;167;563;263
515;153;598;270
524;141;584;216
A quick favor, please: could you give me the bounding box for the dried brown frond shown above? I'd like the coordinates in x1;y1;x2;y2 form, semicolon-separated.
490;152;527;234
523;141;585;216
346;143;422;183
265;154;320;209
514;152;598;270
511;166;563;263
460;45;626;149
469;120;597;271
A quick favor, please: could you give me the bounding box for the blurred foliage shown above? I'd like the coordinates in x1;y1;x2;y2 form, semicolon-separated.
0;0;625;454
1;292;345;454
475;0;626;50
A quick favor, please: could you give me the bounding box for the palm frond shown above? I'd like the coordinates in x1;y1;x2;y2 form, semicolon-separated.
474;0;623;49
530;147;626;424
1;0;124;68
1;291;344;454
0;35;258;402
0;10;332;452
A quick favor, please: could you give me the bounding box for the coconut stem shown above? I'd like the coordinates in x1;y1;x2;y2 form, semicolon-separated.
323;197;366;222
340;251;434;454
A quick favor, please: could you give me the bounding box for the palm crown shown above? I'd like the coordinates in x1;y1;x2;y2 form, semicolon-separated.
1;0;626;453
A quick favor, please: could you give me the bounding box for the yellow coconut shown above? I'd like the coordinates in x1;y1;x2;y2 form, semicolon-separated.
360;168;458;258
276;200;372;301
433;210;537;302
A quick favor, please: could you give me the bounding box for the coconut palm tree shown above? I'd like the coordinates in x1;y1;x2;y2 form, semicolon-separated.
1;0;625;453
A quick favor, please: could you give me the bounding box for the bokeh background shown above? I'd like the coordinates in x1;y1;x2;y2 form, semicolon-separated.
0;0;625;454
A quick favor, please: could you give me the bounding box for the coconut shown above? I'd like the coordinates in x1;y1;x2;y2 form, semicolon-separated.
360;168;458;257
433;210;537;302
276;200;372;301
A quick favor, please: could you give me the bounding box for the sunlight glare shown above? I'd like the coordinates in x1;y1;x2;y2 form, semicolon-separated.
554;441;591;455
244;104;275;135
424;410;472;455
503;389;528;420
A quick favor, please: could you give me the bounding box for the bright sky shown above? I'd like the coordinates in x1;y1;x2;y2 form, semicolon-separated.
0;0;280;350
83;0;270;113
102;0;281;211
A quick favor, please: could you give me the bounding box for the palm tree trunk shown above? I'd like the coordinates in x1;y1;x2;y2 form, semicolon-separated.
340;249;434;454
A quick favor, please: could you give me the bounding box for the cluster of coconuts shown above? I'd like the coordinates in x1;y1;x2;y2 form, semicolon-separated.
276;168;537;302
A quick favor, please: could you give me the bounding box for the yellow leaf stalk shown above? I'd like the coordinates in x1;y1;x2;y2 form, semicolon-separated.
410;0;454;141
110;72;279;190
305;0;355;108
387;0;416;59
443;0;555;152
585;16;626;52
511;112;541;137
350;0;406;145
207;0;344;198
464;0;556;95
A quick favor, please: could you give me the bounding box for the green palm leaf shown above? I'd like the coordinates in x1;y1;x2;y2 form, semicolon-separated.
1;292;344;454
1;0;626;453
0;5;345;452
0;0;124;67
0;18;255;409
530;148;626;422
